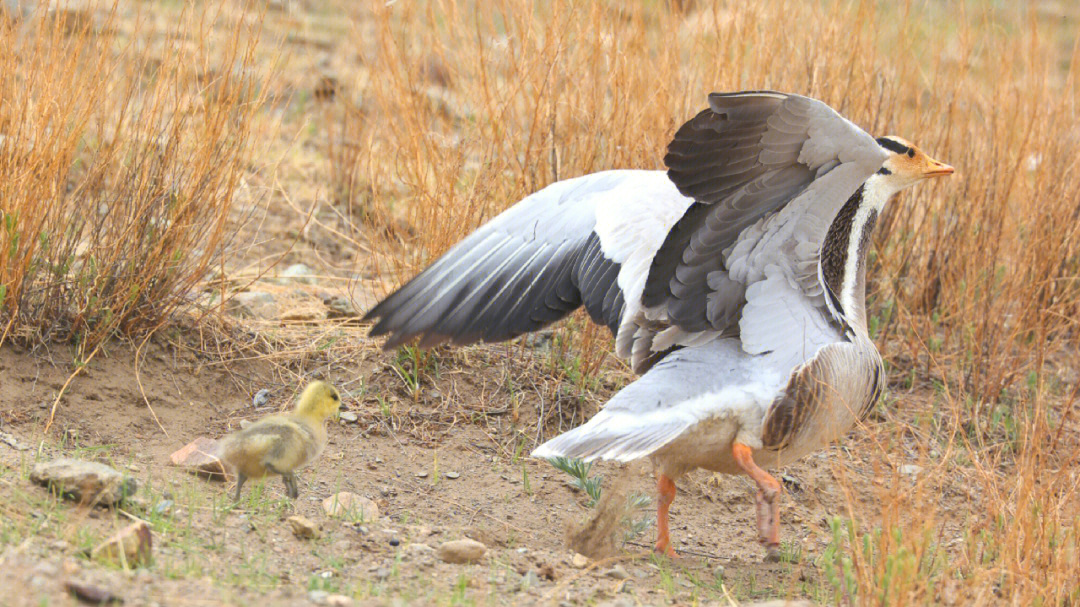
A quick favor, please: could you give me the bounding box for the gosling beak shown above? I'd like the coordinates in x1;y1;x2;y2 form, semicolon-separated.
923;155;955;178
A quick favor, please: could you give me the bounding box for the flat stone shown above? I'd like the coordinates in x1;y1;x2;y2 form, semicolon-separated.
230;291;278;319
437;538;487;564
445;471;460;479
287;515;319;539
900;464;923;476
339;411;358;423
322;492;379;521
604;565;629;580
404;543;434;560
64;580;120;604
169;437;229;481
31;458;136;506
276;263;317;285
325;296;359;319
91;521;152;568
570;553;589;568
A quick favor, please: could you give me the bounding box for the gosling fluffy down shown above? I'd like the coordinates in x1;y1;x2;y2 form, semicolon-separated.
219;380;342;500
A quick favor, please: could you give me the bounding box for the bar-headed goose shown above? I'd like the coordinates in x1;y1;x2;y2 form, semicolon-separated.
365;91;953;559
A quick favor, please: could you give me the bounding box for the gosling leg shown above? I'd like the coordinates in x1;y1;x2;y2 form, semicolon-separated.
233;473;247;502
283;473;299;499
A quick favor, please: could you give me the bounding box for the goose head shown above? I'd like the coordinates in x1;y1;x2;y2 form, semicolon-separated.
873;136;954;196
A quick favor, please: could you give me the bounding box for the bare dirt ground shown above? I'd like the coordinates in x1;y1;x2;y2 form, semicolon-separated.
1;334;933;606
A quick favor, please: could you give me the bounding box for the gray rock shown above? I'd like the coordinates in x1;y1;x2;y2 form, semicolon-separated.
339;411;358;423
437;538;486;564
31;459;136;506
276;263;317;285
604;565;629;580
253;389;272;407
230;291;277;319
445;471;460;479
325;297;359;319
900;464;923;476
519;571;540;590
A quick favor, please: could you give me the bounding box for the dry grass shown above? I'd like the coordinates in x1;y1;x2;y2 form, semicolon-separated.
317;0;1080;603
0;2;269;360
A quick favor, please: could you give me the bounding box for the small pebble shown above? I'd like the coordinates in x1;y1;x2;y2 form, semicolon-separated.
415;471;428;478
519;571;540;590
253;389;271;407
604;565;629;580
389;538;400;547
340;411;358;423
445;471;460;479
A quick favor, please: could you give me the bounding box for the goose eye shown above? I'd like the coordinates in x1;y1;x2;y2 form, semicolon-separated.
331;393;339;401
906;149;915;158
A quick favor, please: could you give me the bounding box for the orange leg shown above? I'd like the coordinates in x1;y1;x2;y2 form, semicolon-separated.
654;474;678;557
732;442;783;560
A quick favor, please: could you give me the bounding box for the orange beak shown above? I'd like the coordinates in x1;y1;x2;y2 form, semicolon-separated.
923;154;955;178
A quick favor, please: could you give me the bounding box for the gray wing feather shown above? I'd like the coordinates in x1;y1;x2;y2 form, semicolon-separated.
366;174;627;349
641;91;886;338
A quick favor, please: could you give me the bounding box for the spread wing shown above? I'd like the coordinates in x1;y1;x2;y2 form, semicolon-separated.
364;171;692;355
630;91;887;360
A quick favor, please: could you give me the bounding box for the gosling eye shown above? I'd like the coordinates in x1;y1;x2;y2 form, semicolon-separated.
330;392;339;401
906;148;915;158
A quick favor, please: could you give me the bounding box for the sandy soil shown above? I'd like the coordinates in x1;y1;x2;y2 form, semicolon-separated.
0;331;916;606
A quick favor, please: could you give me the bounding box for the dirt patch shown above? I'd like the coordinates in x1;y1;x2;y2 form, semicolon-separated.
0;336;913;606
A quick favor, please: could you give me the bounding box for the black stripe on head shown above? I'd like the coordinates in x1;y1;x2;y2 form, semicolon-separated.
876;137;912;156
876;167;892;175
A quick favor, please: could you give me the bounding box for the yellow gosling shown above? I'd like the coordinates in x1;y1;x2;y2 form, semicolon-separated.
219;381;342;500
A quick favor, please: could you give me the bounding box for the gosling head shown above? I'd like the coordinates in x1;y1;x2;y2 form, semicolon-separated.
872;136;954;196
294;380;342;421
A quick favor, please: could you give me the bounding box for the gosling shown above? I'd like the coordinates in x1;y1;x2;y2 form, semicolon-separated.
219;380;342;500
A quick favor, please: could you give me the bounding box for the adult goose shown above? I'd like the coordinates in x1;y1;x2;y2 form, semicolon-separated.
365;91;953;559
